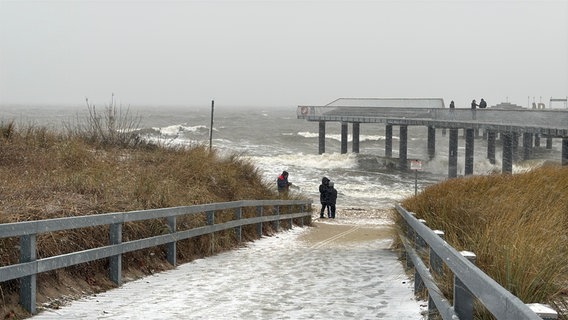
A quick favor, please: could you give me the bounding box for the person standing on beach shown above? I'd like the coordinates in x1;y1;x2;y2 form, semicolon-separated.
327;181;337;219
277;171;292;195
319;177;330;218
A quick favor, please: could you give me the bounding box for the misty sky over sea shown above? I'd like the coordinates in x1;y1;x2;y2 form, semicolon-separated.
1;0;567;109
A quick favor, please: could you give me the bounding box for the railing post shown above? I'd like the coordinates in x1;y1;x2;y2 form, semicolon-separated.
206;210;215;254
414;219;427;293
109;223;122;285
428;230;445;318
288;205;293;229
527;303;558;320
454;251;476;320
166;216;177;266
272;206;280;231
405;212;416;269
430;230;445;275
299;204;304;227
256;206;263;238
234;207;242;243
19;234;37;314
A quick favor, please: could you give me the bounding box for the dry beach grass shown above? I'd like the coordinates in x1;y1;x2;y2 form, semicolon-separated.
0;111;307;319
396;165;568;319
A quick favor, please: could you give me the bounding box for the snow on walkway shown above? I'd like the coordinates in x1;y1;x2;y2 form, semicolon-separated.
33;215;425;319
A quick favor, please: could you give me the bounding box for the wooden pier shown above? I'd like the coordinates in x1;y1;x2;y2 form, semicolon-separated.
297;98;568;177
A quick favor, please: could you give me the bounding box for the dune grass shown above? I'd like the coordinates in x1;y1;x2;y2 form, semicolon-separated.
0;112;307;319
396;165;568;319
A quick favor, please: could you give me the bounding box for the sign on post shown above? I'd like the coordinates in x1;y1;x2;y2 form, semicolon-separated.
410;160;422;171
410;160;422;196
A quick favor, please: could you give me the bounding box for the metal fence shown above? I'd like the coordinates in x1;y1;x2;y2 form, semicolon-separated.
395;204;557;320
0;199;312;314
297;106;568;137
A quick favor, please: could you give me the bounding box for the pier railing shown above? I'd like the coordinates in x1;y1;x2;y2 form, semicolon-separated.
0;199;312;314
395;204;557;320
297;106;568;137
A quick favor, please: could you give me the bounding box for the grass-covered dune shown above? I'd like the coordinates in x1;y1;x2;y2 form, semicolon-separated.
397;165;568;319
0;116;306;319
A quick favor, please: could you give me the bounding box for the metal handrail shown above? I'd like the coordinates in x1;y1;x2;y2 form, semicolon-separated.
395;203;555;320
0;199;312;314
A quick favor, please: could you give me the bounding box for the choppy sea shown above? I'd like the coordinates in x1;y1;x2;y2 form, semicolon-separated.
2;104;563;211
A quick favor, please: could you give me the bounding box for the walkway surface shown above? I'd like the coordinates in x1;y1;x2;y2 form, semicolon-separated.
32;210;425;319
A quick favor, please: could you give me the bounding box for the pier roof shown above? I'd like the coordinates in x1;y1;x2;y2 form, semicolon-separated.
325;98;445;108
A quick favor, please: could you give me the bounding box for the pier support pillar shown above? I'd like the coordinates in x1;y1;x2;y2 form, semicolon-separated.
385;124;393;158
546;136;553;149
341;122;348;154
318;121;325;155
534;134;540;147
487;130;496;165
427;126;436;160
563;138;568;166
399;125;408;170
448;128;458;178
502;132;513;174
523;133;533;160
465;128;474;175
352;122;360;153
512;132;519;160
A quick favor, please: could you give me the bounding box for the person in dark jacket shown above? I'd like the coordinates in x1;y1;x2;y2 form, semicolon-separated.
471;99;477;109
449;100;455;109
319;177;330;218
479;98;487;109
327;181;337;219
277;171;292;195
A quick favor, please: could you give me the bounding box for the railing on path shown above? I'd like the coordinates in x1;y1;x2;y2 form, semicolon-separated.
0;199;312;314
395;204;558;320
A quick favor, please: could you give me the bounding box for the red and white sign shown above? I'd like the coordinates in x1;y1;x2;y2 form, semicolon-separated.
410;160;422;170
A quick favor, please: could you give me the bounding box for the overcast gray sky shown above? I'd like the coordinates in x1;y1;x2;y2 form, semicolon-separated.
1;0;567;108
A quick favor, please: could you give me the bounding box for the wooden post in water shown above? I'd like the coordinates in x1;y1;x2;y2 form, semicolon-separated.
385;124;393;158
502;132;513;173
352;122;360;153
341;122;348;154
546;136;553;149
562;138;568;166
318;121;326;154
427;126;436;160
465;128;474;175
487;130;496;165
523;133;533;160
209;100;214;150
399;125;408;170
448;128;459;178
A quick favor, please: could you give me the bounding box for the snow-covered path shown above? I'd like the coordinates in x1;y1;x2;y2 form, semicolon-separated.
33;218;425;319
